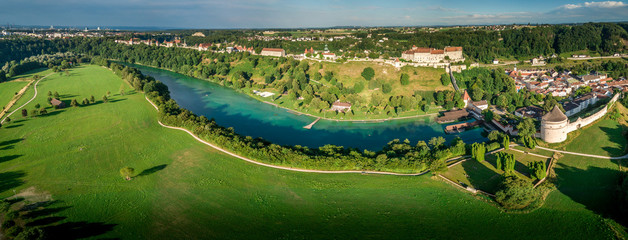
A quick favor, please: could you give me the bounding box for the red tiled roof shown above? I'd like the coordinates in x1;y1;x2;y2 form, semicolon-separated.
403;47;432;54
445;47;463;52
462;90;471;101
430;50;444;54
332;102;351;107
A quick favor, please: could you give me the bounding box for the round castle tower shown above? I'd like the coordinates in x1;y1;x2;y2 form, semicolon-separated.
540;105;569;143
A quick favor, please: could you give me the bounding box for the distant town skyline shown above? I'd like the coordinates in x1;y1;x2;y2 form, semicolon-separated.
1;0;627;29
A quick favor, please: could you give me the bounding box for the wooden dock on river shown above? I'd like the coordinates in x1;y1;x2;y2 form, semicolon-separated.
303;117;321;129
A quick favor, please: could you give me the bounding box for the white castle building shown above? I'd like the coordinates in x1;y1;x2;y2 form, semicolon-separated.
401;46;464;63
539;94;619;143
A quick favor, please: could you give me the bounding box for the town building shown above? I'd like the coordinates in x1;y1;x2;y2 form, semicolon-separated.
322;52;337;60
514;106;545;120
562;92;600;117
579;74;607;84
436;109;469;123
400;46;463;63
467;100;488;114
192;32;206;37
330;101;351;112
197;43;212;51
260;48;286;57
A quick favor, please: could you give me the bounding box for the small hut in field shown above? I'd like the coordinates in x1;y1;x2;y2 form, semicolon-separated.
51;98;66;108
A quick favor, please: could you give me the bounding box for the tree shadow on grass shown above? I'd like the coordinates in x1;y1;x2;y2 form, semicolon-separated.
0;154;22;164
599;125;627;157
0;138;23;147
11;119;27;124
554;162;627;225
0;170;26;193
0;145;15;150
460;160;502;194
38;110;65;118
137;164;168;177
108;98;127;103
59;94;78;99
513;160;531;178
43;221;117;239
4;124;23;129
16;200;117;239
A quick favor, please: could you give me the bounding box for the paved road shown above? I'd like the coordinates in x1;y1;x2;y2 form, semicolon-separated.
448;66;460;91
1;73;54;124
567;55;626;61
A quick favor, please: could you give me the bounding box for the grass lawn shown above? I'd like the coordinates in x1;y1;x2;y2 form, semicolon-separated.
565;119;627;157
0;65;624;239
443;149;551;193
0;81;28;109
443;159;503;193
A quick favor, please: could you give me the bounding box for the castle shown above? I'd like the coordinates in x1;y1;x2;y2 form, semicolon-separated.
401;46;464;63
539;94;619;143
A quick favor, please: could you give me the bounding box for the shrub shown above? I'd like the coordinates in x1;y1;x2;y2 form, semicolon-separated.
529;161;547;180
361;67;375;80
382;83;392;94
400;73;410;85
486;142;501;151
495;176;537;210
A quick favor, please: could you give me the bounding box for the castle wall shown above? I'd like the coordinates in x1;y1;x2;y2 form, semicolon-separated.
445;51;463;61
566;93;619;133
541;94;619;143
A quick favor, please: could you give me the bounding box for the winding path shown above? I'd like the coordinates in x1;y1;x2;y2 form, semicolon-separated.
1;73;54;124
535;146;628;160
144;96;431;176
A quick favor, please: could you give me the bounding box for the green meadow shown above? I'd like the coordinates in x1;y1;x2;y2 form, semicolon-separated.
0;81;28;110
0;65;625;239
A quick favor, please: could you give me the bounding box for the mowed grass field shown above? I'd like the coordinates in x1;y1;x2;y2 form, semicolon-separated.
3;69;54;115
0;81;28;109
0;65;623;239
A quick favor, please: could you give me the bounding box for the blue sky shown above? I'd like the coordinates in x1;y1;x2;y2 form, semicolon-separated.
1;0;627;28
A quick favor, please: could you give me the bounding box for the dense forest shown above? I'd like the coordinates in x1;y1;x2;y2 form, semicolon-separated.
174;22;628;63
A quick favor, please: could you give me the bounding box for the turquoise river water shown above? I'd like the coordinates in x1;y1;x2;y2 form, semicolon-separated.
135;65;486;150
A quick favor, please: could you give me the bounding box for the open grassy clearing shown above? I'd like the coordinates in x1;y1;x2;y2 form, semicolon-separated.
3;69;54;114
564;119;627;157
0;81;28;109
310;61;450;94
0;65;624;239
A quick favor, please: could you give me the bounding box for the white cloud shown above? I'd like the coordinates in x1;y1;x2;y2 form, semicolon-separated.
584;1;627;7
560;1;626;9
561;4;582;9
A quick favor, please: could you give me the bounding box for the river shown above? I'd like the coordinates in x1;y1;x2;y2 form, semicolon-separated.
134;65;486;150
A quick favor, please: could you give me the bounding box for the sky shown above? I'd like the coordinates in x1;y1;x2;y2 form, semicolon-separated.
1;0;627;29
